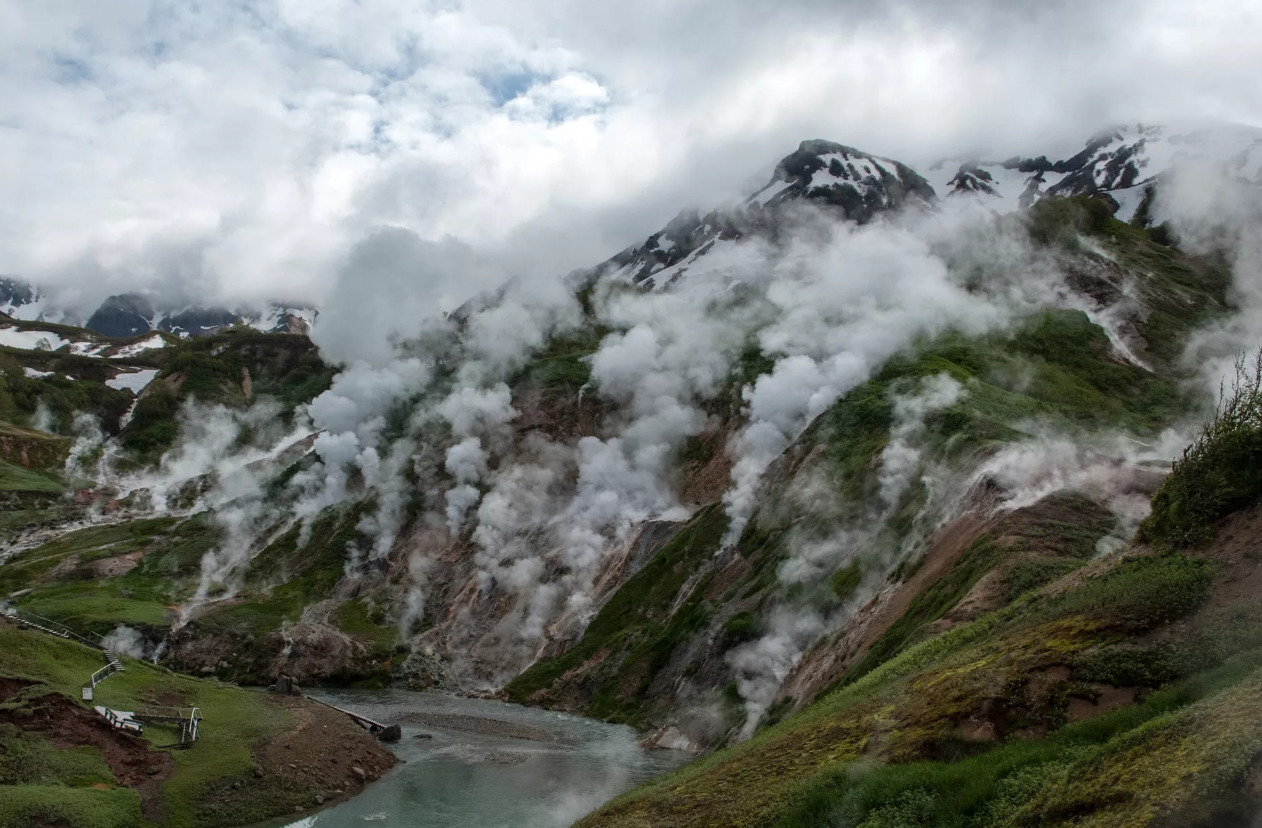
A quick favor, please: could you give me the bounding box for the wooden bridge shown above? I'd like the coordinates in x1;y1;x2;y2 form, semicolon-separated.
94;705;203;744
310;697;398;740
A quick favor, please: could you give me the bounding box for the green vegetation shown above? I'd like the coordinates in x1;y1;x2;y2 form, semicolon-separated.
0;457;65;493
1143;352;1262;548
771;658;1262;828
0;725;116;787
506;505;728;725
0;622;333;828
511;329;604;394
117;330;335;463
0;784;142;828
519;300;1196;737
0;722;139;827
195;506;369;638
829;563;862;601
0;419;71;473
0;517;216;636
119;384;181;462
798;308;1187;517
334;599;399;653
851;494;1114;683
1025;195;1114;246
582;542;1240;827
0;351;134;436
1024;196;1230;369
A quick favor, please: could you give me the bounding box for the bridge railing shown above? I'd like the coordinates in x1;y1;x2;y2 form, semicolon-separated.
134;706;203;743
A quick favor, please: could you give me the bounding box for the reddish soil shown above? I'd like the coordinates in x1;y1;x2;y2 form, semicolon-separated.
679;430;735;506
89;549;145;578
1067;686;1139;722
778;510;994;706
0;675;36;702
1144;501;1262;649
0;687;174;821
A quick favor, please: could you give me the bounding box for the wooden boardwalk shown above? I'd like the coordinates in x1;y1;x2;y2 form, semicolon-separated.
3;601;204;744
310;697;389;734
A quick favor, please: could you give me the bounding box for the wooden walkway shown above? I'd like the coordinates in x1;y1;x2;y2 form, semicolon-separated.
310;698;389;734
3;601;204;744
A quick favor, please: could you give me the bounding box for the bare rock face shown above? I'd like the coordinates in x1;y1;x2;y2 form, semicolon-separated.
270;675;304;696
85;293;156;337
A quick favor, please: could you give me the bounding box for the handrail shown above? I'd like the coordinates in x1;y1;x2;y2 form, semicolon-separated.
133;705;202;742
1;602;99;648
6;602;201;743
308;697;387;733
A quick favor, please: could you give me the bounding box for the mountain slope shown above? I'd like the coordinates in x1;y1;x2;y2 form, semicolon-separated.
1;122;1261;827
593;140;935;289
579;359;1262;827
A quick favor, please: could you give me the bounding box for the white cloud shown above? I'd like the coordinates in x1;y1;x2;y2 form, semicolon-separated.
1;0;1259;315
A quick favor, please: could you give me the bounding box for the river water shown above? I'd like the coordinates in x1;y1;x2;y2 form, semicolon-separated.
265;688;691;828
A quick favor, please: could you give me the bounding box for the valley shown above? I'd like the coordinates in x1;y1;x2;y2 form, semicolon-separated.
3;123;1262;826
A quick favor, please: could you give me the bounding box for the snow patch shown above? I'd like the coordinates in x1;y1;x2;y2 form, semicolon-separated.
106;369;160;394
109;334;167;358
0;326;71;351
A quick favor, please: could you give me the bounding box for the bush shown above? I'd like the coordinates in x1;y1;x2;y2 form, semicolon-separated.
1143;352;1262;548
1039;554;1211;632
1071;643;1183;688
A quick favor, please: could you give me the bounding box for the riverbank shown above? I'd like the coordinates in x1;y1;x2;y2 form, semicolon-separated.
261;688;691;828
0;619;396;828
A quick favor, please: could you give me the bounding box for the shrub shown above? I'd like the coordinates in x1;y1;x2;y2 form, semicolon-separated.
1071;643;1183;688
1142;352;1262;548
1038;554;1211;632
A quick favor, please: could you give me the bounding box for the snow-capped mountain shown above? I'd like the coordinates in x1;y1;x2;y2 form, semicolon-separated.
0;283;317;338
927;122;1262;220
590;123;1262;293
595;140;935;289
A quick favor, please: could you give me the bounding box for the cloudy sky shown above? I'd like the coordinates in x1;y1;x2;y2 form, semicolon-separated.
2;0;1260;312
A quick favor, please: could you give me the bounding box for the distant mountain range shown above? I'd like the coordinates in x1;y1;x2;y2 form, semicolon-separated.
0;278;316;338
589;122;1262;289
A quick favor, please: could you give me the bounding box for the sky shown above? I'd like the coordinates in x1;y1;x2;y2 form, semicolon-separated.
2;0;1261;314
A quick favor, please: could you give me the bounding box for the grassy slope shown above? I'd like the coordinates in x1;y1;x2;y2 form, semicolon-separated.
508;198;1227;730
508;305;1189;729
0;622;297;828
506;504;729;722
582;343;1262;828
0;350;137;438
581;544;1257;827
0;516;217;636
117;329;334;464
2;505;400;686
